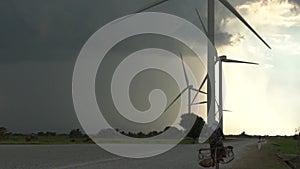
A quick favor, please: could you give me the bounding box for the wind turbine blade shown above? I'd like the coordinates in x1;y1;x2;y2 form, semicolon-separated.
215;99;219;107
191;74;207;103
215;110;220;118
199;91;207;95
223;59;259;65
195;8;208;35
163;87;189;113
180;53;189;86
223;110;232;112
191;88;207;94
191;101;207;105
112;0;169;25
134;0;169;13
199;74;208;91
218;0;271;49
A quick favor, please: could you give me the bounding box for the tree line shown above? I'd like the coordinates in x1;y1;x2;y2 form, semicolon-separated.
0;113;207;143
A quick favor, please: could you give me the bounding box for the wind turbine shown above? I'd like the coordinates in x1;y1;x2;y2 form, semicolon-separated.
132;0;271;127
163;53;204;114
217;55;258;129
194;8;261;130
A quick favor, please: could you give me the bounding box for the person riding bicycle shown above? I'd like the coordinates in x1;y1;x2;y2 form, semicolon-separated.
208;122;226;164
199;121;226;167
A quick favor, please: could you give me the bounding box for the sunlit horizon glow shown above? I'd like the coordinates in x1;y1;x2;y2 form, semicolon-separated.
217;0;300;136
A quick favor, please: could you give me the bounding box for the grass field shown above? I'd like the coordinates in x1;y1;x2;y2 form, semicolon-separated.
231;143;289;169
0;136;91;144
0;136;197;145
230;138;300;169
269;138;300;154
0;136;239;145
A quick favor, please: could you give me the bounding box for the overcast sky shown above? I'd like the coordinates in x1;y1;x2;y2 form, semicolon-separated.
0;0;299;135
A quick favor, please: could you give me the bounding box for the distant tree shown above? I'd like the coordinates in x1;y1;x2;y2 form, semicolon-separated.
69;129;83;138
0;127;11;139
180;113;205;143
240;131;251;138
137;132;145;138
164;126;171;132
162;126;184;139
240;131;246;136
295;127;300;140
46;131;56;136
83;135;93;143
147;131;159;137
37;132;46;136
127;132;132;137
0;127;8;136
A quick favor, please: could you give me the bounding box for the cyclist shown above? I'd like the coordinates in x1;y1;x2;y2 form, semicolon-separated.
199;122;226;167
208;122;226;165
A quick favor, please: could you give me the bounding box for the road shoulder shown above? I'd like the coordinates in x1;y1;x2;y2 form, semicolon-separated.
230;141;290;169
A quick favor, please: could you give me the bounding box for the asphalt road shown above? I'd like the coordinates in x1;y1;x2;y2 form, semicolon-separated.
0;138;256;169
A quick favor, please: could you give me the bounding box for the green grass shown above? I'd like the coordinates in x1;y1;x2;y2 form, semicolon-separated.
94;138;196;144
0;136;194;145
0;136;241;145
0;136;91;144
223;138;240;142
269;138;299;154
231;143;290;169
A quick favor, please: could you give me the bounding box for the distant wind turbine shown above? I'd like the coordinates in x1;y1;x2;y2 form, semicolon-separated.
163;53;205;114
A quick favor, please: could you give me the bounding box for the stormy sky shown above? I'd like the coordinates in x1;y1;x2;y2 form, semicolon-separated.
0;0;299;135
0;0;209;134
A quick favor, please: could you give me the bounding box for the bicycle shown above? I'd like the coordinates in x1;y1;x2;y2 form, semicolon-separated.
198;146;234;169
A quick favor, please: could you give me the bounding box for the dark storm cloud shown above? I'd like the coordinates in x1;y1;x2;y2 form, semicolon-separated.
0;0;150;63
0;0;208;133
0;61;78;133
0;0;248;61
0;0;211;63
1;0;299;62
0;0;150;133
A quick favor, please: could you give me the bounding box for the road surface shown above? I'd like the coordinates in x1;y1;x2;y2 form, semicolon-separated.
0;138;256;169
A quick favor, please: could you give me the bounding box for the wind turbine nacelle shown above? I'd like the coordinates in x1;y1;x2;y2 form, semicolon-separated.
219;55;227;61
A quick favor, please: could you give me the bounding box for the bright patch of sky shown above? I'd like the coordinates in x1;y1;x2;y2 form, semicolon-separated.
218;0;300;136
